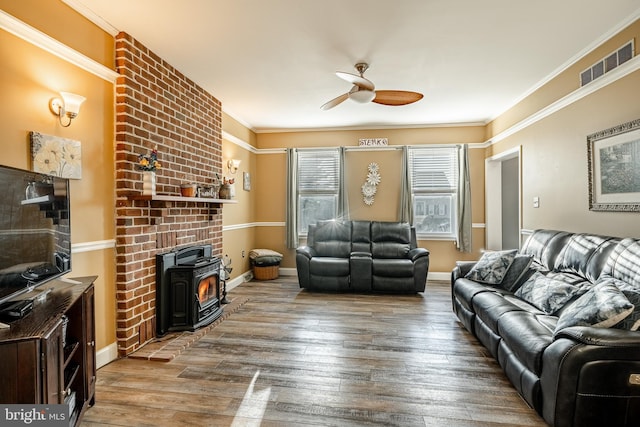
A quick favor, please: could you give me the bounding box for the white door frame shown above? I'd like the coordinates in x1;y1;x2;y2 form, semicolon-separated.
485;146;522;250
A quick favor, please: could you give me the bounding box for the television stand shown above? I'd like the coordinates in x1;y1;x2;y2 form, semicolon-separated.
0;276;97;426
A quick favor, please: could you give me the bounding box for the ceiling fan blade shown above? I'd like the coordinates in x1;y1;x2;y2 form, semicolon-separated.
320;92;349;110
372;90;424;106
335;71;375;91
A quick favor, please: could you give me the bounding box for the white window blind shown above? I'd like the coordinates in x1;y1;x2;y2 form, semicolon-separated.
297;149;339;193
296;149;340;234
409;147;458;192
409;146;459;239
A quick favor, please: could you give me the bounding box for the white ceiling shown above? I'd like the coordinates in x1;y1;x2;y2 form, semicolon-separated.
68;0;640;132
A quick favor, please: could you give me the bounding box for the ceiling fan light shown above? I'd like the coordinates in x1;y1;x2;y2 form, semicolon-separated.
350;89;375;103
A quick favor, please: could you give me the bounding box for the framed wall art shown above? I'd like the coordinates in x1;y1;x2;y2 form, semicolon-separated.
587;118;640;212
30;131;82;179
243;171;251;191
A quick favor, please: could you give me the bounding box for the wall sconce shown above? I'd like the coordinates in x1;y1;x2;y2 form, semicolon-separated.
49;92;86;127
227;159;241;174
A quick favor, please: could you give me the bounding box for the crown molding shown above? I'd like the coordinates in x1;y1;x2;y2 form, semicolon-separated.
487;54;640;145
62;0;120;36
0;9;119;83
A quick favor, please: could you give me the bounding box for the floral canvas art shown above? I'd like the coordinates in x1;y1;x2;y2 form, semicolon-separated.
30;131;82;179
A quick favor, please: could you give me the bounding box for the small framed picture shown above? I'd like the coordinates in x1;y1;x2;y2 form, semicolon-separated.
243;172;251;191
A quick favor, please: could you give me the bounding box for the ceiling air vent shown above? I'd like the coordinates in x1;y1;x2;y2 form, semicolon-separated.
580;39;635;86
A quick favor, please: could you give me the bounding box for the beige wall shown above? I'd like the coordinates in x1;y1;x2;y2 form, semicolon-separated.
489;70;640;238
222;125;485;270
486;19;640;239
3;1;639;360
0;2;116;352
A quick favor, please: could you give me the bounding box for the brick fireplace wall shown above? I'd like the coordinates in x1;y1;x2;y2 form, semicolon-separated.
114;32;223;356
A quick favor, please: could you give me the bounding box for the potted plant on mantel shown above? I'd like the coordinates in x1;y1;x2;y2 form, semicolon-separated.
138;148;161;196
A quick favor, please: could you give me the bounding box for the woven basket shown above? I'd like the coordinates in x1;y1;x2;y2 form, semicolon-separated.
253;265;279;280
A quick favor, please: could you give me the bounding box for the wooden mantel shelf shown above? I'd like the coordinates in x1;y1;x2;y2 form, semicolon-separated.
128;194;238;204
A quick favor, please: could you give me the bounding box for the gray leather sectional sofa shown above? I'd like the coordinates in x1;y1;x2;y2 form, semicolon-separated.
451;229;640;427
296;220;430;293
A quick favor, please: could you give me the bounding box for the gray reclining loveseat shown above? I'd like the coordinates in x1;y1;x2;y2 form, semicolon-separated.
296;220;430;293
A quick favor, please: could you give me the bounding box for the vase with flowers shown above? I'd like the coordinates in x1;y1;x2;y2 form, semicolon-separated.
137;148;161;195
218;176;235;199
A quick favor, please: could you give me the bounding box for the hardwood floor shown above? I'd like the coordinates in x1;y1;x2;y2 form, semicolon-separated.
82;277;546;427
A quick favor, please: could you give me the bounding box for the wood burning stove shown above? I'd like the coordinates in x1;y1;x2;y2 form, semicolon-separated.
156;245;223;336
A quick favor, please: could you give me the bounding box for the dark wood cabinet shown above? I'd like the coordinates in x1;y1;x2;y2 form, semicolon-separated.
0;276;97;426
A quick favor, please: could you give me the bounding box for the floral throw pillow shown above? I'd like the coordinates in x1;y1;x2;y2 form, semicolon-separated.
514;271;581;314
554;281;634;336
465;249;518;285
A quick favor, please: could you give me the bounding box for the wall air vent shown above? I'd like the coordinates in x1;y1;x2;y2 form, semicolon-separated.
580;39;635;86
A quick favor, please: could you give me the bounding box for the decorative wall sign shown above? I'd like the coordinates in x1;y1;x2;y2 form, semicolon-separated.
587;118;640;212
30;131;82;179
362;162;381;205
358;138;388;147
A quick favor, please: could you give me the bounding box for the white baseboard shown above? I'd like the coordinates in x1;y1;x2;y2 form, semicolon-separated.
239;267;450;283
427;271;451;281
96;342;118;368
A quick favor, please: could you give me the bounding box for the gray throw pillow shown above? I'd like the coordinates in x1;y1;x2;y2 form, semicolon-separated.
599;276;640;331
514;271;581;314
500;254;534;292
465;249;518;285
553;281;634;336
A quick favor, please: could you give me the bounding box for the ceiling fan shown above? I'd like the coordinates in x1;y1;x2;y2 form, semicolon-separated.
321;62;423;110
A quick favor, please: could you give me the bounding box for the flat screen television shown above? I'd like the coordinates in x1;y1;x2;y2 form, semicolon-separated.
0;164;71;306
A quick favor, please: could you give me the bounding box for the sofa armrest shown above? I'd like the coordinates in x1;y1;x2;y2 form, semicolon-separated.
541;327;640;427
452;261;476;282
408;247;429;262
295;245;316;260
554;326;640;347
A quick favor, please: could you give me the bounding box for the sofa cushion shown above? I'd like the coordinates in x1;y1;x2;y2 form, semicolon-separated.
553;281;634;335
372;259;414;277
500;254;533;292
498;311;556;375
515;271;582;315
309;257;350;276
452;279;495;312
371;222;411;259
313;220;352;258
465;249;517;285
472;291;530;333
553;234;619;282
602;238;640;288
520;230;572;270
351;221;371;253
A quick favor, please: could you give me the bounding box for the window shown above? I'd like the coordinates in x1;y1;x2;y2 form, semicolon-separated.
296;149;340;235
409;146;458;239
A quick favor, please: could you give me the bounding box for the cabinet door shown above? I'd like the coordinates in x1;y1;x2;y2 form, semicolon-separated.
42;319;64;403
83;285;96;405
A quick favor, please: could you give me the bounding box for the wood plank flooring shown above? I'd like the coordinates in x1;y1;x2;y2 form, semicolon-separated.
82;277;546;427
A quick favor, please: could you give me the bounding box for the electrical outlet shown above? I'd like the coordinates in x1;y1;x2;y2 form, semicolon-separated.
241;250;245;258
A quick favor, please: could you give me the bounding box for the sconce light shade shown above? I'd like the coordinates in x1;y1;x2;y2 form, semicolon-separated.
227;159;241;174
49;91;86;127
